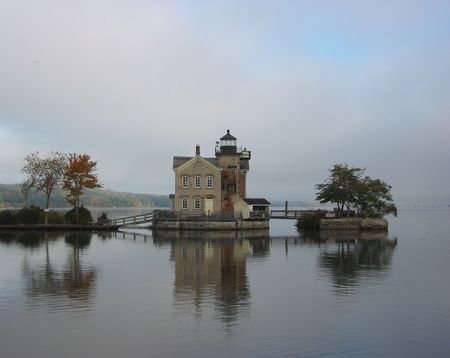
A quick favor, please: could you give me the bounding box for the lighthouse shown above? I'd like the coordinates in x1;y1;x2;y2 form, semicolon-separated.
215;130;251;212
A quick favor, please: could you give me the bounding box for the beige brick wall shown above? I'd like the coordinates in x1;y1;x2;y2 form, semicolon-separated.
174;159;222;213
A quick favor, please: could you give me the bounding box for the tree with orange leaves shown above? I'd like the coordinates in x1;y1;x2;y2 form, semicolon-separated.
62;153;102;223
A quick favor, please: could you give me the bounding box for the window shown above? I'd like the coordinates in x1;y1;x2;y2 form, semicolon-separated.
194;197;201;209
206;176;214;188
181;197;188;209
194;176;201;189
182;176;188;188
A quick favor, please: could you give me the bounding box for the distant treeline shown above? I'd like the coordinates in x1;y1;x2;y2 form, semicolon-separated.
0;184;171;208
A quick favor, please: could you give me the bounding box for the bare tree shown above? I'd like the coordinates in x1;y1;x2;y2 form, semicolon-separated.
21;151;68;224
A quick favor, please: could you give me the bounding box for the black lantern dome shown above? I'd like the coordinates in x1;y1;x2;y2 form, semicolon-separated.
219;129;237;153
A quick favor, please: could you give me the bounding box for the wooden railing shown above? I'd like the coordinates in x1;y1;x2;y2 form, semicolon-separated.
270;209;320;219
109;209;315;226
153;210;242;220
108;212;154;226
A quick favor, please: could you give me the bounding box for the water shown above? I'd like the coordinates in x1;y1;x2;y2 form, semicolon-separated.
0;209;449;357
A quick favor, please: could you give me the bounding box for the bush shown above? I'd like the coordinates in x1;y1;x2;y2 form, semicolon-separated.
17;206;45;224
0;207;66;225
296;211;326;230
96;212;109;225
0;210;19;225
64;207;93;224
47;210;65;224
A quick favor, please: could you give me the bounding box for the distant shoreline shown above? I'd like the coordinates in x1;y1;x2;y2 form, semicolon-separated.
0;183;172;208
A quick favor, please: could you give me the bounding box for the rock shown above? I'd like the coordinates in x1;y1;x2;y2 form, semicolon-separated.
319;218;388;230
360;218;388;230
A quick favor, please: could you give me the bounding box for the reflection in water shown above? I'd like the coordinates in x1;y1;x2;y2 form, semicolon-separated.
152;230;266;327
0;231;60;248
17;232;98;313
298;229;397;295
173;239;250;325
248;237;271;259
62;233;97;301
1;211;450;358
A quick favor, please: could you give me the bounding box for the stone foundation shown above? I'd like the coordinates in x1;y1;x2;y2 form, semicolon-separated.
151;218;269;231
319;218;388;230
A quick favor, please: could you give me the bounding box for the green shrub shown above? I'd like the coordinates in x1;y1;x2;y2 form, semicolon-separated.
0;207;65;225
47;210;65;224
296;211;326;230
0;210;19;225
64;207;93;224
17;206;45;224
96;212;109;225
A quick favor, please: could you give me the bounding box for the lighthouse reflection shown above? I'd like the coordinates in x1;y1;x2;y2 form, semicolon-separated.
152;230;270;326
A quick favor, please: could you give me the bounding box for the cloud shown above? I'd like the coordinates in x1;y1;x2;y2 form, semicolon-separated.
1;0;449;204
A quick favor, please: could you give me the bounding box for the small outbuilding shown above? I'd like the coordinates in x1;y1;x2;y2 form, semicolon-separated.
234;198;271;219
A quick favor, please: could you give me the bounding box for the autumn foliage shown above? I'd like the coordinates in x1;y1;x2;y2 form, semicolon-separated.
63;153;102;222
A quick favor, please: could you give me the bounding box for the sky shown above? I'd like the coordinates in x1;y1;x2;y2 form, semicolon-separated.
1;0;449;205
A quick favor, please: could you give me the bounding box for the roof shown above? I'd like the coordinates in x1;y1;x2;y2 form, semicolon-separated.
173;156;249;170
220;129;236;141
173;156;218;169
242;198;271;205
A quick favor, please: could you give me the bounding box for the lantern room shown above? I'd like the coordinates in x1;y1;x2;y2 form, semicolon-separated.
219;129;237;153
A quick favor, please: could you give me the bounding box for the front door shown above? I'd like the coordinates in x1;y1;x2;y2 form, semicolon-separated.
204;198;214;215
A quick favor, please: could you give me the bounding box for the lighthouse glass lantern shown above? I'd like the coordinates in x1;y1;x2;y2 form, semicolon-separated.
219;130;237;153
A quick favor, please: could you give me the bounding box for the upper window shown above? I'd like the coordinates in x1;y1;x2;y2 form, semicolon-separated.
194;176;201;189
206;175;214;189
182;176;188;188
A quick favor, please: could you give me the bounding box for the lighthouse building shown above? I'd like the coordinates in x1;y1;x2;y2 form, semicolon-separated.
172;130;253;215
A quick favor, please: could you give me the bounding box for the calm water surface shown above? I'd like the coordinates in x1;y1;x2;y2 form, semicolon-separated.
0;209;449;357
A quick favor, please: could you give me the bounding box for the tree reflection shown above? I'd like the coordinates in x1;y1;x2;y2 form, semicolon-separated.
63;232;97;300
20;231;98;311
0;231;59;248
298;229;397;295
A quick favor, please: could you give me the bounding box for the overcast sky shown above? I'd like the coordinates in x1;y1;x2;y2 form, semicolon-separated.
1;0;449;205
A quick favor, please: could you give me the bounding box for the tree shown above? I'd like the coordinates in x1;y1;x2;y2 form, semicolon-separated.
62;153;102;223
315;164;397;218
354;177;397;218
21;151;68;224
315;164;364;217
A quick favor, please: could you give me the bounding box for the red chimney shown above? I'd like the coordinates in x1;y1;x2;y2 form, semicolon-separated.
196;145;200;156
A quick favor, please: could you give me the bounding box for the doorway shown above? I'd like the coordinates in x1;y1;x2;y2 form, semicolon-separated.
204;198;214;215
